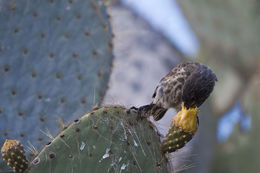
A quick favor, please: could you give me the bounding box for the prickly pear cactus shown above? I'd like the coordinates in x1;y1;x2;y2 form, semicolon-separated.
178;0;260;73
27;106;168;173
1;140;28;173
0;0;113;170
161;104;198;153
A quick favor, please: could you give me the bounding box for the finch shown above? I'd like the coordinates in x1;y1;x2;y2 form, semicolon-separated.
137;62;217;121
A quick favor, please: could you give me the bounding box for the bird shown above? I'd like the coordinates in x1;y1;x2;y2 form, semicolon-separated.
135;62;217;121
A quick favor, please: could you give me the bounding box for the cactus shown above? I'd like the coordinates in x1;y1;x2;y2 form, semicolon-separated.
161;104;198;153
178;0;260;75
0;0;113;170
26;106;168;173
1;140;28;173
1;105;207;173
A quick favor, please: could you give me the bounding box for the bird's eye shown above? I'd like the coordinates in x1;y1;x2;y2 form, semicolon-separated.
158;88;163;96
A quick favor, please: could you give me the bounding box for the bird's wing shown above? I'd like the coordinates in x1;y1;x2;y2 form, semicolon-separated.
152;62;197;108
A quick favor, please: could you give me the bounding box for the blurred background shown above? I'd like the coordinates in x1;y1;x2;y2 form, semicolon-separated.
103;0;260;172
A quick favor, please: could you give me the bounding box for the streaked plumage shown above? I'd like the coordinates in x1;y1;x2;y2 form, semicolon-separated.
137;62;217;121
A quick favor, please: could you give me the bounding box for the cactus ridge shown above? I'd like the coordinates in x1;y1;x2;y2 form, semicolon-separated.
27;106;168;173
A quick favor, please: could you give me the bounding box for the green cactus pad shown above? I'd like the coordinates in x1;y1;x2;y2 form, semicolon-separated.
1;140;28;173
27;106;168;173
0;0;113;164
160;124;194;154
178;0;260;70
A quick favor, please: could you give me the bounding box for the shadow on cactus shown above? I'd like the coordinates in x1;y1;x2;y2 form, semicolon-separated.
0;0;113;171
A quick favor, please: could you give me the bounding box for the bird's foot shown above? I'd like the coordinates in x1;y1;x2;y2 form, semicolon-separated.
129;106;138;111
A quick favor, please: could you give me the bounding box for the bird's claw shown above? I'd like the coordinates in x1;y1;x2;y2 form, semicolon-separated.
129;106;138;111
127;106;145;120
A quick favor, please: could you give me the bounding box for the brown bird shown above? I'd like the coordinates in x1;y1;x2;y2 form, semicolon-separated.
136;62;217;121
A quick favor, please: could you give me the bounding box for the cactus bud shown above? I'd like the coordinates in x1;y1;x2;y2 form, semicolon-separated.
1;140;28;173
161;103;199;153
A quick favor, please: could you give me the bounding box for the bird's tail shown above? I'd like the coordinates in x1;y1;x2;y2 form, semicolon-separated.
138;103;167;121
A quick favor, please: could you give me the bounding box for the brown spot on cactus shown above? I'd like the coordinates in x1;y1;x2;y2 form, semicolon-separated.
85;31;90;36
64;33;70;38
32;157;40;165
18;111;23;117
40;116;45;122
4;65;10;72
48;152;56;159
33;11;38;17
92;50;98;55
74;119;80;124
60;97;66;103
4;131;8;137
92;105;99;111
11;89;16;95
56;73;61;79
108;42;113;48
46;141;52;146
72;52;78;58
38;93;43;100
76;14;81;19
81;98;86;104
77;74;82;80
40;33;45;39
23;48;28;55
49;52;54;58
14;28;19;33
31;72;36;78
56;16;61;21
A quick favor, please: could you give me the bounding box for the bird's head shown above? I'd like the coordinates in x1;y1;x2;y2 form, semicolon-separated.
182;65;217;109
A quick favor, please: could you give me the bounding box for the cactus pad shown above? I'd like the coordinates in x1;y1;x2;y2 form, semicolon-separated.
0;0;113;164
27;106;168;173
1;140;28;173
